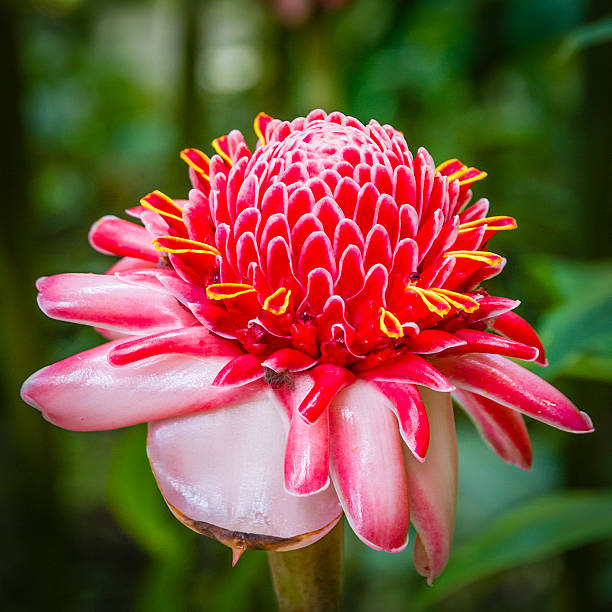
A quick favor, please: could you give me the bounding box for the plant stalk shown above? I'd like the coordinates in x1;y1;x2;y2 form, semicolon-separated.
267;519;344;612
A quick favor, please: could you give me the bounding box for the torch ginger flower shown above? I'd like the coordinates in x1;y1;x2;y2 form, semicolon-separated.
21;109;593;583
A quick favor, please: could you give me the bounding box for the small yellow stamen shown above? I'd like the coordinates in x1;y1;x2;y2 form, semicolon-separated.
379;308;404;339
253;112;272;145
435;158;460;173
459;170;488;186
212;136;233;167
152;236;220;256
446;166;469;182
444;250;503;266
140;190;184;223
180;148;210;179
458;216;517;233
206;283;256;301
429;288;480;313
406;286;452;317
263;287;292;316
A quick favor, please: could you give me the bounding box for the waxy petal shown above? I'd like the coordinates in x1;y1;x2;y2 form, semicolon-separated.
404;330;466;355
404;388;457;584
298;364;355;423
329;380;410;552
89;215;159;262
261;348;318;373
37;273;195;335
359;354;454;392
445;328;539;361
434;354;593;433
280;375;331;496
107;326;241;366
490;311;548;366
374;381;430;461
212;353;265;387
454;390;532;470
21;340;259;431
148;390;342;551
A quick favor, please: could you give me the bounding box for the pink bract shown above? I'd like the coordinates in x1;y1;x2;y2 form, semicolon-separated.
21;109;593;583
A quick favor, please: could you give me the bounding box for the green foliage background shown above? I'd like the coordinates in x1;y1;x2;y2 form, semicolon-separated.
1;0;610;610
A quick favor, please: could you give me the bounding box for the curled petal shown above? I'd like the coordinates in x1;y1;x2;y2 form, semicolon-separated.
279;375;331;496
403;389;457;585
329;380;410;552
107;326;241;366
212;353;265;387
89;215;159;262
21;340;260;431
298;364;355;423
434;354;593;433
444;329;539;361
148;390;342;551
490;311;548;366
262;349;318;373
374;381;430;461
454;390;532;470
404;330;466;355
359;354;455;392
37;273;195;335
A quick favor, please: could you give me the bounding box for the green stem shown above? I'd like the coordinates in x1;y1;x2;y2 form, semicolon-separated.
267;520;344;612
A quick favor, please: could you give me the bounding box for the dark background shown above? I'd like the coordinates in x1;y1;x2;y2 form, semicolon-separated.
1;0;611;610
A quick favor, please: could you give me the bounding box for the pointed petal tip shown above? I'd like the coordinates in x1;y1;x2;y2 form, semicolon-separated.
579;411;594;433
413;535;442;586
20;375;41;411
350;526;409;554
284;476;331;498
35;276;49;291
231;547;246;567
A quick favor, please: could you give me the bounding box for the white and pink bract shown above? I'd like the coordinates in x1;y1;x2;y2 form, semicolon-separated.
21;109;593;583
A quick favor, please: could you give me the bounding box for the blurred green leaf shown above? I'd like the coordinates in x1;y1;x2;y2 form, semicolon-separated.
133;557;193;612
414;492;612;610
558;16;612;60
538;258;612;301
106;425;193;561
534;258;612;380
561;354;612;383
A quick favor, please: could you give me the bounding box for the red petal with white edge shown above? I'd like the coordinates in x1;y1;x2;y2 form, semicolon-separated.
454;390;532;470
298;364;355;423
107;326;241;366
359;354;455;392
37;273;195;335
21;340;260;431
261;349;318;373
329;380;410;552
88;215;159;263
278;375;331;496
404;389;457;585
374;381;430;461
465;296;520;324
434;354;593;433
490;311;548;366
404;330;466;355
443;329;539;361
148;390;342;552
212;353;265;387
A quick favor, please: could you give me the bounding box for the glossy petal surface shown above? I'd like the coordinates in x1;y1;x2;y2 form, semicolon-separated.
404;389;457;584
329;380;410;552
148;390;342;550
21;339;253;431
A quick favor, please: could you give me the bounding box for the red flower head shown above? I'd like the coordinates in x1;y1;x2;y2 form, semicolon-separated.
22;109;593;582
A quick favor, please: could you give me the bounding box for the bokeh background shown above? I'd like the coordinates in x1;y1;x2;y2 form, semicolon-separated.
1;0;611;610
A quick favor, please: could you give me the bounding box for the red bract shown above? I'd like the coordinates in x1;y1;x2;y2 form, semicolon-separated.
22;109;593;583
